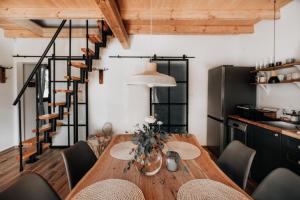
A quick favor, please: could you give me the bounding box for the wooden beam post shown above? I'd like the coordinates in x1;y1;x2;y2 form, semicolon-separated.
95;0;130;48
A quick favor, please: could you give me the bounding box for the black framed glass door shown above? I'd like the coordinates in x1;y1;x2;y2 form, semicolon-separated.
150;59;189;133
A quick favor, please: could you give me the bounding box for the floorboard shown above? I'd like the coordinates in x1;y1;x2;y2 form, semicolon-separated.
0;147;69;199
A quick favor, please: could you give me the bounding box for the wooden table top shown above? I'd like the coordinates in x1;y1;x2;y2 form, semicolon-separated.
66;134;252;200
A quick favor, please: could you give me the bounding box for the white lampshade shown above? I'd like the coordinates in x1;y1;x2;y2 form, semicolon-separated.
127;62;177;87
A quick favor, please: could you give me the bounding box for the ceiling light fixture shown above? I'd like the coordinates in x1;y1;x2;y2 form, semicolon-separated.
127;62;176;87
126;0;176;88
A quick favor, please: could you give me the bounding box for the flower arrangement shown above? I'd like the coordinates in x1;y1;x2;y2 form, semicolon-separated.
125;116;169;175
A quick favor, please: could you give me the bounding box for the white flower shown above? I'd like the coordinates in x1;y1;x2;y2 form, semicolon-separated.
157;121;163;125
145;116;156;124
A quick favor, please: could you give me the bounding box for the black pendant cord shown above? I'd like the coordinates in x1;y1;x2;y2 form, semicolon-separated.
273;0;276;64
68;20;72;146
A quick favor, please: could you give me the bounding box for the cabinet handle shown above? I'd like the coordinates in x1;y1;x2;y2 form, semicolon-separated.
274;134;279;137
298;145;300;150
298;161;300;165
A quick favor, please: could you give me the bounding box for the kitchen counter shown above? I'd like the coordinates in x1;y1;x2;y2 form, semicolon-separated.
229;115;300;140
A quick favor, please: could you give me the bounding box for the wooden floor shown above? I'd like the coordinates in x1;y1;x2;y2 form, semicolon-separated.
0;146;256;199
0;147;69;199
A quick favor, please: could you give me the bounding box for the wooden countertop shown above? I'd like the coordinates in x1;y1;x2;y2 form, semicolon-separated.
66;134;251;200
229;115;300;140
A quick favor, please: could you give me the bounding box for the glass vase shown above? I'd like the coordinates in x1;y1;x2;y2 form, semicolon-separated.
135;150;162;176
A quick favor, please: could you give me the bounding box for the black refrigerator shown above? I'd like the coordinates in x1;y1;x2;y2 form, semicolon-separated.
207;65;256;156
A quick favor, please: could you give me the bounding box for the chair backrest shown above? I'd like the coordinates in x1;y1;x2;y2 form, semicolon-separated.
61;141;97;189
217;140;256;190
252;168;300;200
0;173;61;200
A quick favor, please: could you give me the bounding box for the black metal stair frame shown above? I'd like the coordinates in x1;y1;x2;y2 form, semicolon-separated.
12;19;112;171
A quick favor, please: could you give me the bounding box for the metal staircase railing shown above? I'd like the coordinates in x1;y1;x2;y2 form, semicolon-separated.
13;20;67;106
12;19;112;172
12;20;66;171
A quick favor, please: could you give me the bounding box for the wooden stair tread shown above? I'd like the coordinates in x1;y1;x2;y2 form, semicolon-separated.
33;124;50;133
64;76;89;82
39;113;59;120
17;143;50;160
23;136;43;146
54;89;83;93
64;75;80;81
39;113;68;120
88;34;101;44
70;62;87;69
26;132;59;145
55;89;73;93
81;48;95;56
48;102;66;106
32;122;63;133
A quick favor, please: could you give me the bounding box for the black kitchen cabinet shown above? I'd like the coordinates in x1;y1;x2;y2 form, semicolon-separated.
248;126;282;183
281;135;300;175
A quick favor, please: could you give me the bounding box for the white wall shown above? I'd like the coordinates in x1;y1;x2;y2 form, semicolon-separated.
1;0;300;150
0;30;16;151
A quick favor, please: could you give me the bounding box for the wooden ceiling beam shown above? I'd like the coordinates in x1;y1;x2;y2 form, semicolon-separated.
0;8;103;19
125;19;259;26
126;24;254;35
6;19;44;36
120;9;281;21
95;0;130;48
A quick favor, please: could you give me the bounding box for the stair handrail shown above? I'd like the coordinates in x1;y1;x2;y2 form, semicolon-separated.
13;20;67;105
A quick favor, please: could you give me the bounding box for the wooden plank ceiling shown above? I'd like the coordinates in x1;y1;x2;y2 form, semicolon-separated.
0;0;292;48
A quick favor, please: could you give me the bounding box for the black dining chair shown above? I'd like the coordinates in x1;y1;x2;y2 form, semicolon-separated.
0;172;61;200
216;140;256;190
252;168;300;200
61;141;97;189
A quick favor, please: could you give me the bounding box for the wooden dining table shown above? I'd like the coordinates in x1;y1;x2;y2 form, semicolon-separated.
66;134;252;200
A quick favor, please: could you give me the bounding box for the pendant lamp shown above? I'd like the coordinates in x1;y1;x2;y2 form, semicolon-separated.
126;0;177;88
127;62;176;87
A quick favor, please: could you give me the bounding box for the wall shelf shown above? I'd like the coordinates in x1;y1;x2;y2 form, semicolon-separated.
250;79;300;94
250;61;300;73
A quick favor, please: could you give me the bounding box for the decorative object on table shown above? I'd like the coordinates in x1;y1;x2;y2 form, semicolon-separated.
125;116;169;176
72;179;145;200
166;151;180;172
177;179;248;200
87;133;112;158
0;66;12;83
102;122;113;137
162;141;201;160
110;141;136;160
268;71;280;83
